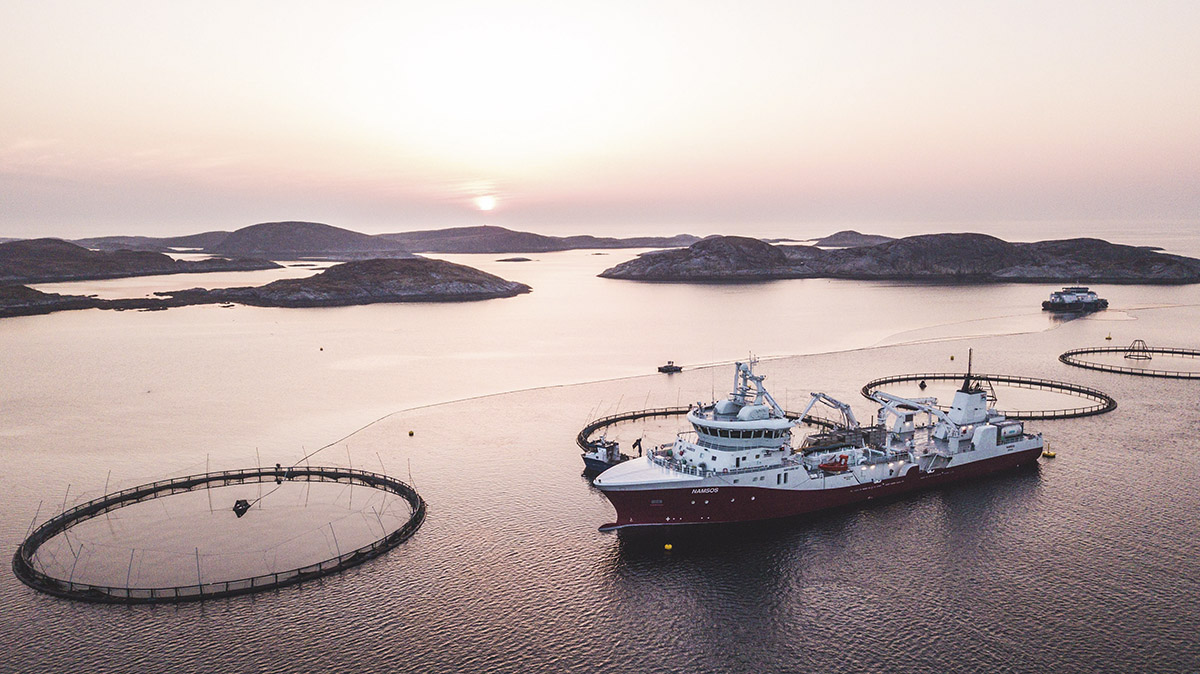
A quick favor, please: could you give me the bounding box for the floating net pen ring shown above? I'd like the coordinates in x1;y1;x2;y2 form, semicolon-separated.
1059;344;1200;379
12;466;425;604
860;372;1116;420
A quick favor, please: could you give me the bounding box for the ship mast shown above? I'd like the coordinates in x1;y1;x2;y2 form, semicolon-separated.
959;348;981;393
733;359;785;416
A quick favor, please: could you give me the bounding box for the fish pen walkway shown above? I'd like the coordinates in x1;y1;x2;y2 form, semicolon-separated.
12;466;425;604
1059;343;1200;379
577;406;842;452
860;372;1117;420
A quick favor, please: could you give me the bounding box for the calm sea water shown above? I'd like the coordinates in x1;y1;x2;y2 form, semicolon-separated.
3;247;1200;673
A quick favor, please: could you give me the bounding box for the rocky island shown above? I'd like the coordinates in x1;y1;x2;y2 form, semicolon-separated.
0;238;279;284
165;258;530;307
378;225;700;253
599;233;1200;283
807;230;896;247
599;236;796;282
208;221;413;261
0;284;101;318
18;222;703;259
73;231;232;252
1;258;530;318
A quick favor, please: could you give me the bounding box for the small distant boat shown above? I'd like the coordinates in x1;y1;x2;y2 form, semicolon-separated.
657;361;683;373
220;303;235;308
1042;286;1108;313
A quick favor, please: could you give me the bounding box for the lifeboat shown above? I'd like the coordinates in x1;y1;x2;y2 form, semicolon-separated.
819;454;849;472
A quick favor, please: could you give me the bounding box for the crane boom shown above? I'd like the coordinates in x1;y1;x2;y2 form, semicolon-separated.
796;392;860;429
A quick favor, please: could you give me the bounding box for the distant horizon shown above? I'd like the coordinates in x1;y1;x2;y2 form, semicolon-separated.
6;217;1200;258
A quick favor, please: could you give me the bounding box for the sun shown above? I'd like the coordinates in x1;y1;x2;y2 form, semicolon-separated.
475;195;497;211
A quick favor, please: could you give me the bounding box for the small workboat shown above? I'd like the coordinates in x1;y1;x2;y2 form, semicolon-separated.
582;437;630;473
657;361;683;373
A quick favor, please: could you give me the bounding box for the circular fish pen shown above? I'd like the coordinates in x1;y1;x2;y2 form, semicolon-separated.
12;466;425;604
860;373;1117;420
1059;342;1200;379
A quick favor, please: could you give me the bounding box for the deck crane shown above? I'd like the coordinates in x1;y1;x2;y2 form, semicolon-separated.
871;391;939;436
870;390;978;450
795;392;861;430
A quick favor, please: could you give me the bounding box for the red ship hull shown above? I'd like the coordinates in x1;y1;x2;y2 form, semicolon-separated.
599;446;1042;530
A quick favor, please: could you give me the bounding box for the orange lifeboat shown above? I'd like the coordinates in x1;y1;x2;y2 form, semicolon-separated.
819;454;849;472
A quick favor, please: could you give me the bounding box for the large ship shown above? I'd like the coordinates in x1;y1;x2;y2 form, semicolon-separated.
593;360;1044;530
1042;286;1108;312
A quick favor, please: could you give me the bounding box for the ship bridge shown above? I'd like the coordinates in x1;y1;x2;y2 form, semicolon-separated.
686;359;794;451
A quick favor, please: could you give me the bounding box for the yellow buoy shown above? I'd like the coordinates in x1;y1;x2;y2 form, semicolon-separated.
664;543;673;551
1106;333;1113;341
408;430;414;437
950;355;955;361
1042;450;1056;458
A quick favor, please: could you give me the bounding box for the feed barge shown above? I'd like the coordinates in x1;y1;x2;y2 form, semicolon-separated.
1042;286;1108;313
593;360;1043;530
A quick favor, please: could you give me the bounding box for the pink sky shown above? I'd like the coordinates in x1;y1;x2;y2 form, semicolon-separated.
2;1;1198;239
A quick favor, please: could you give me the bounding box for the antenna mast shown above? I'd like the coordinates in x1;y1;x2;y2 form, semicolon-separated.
960;348;975;393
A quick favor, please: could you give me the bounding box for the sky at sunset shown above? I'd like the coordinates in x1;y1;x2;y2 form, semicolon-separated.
1;1;1198;240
